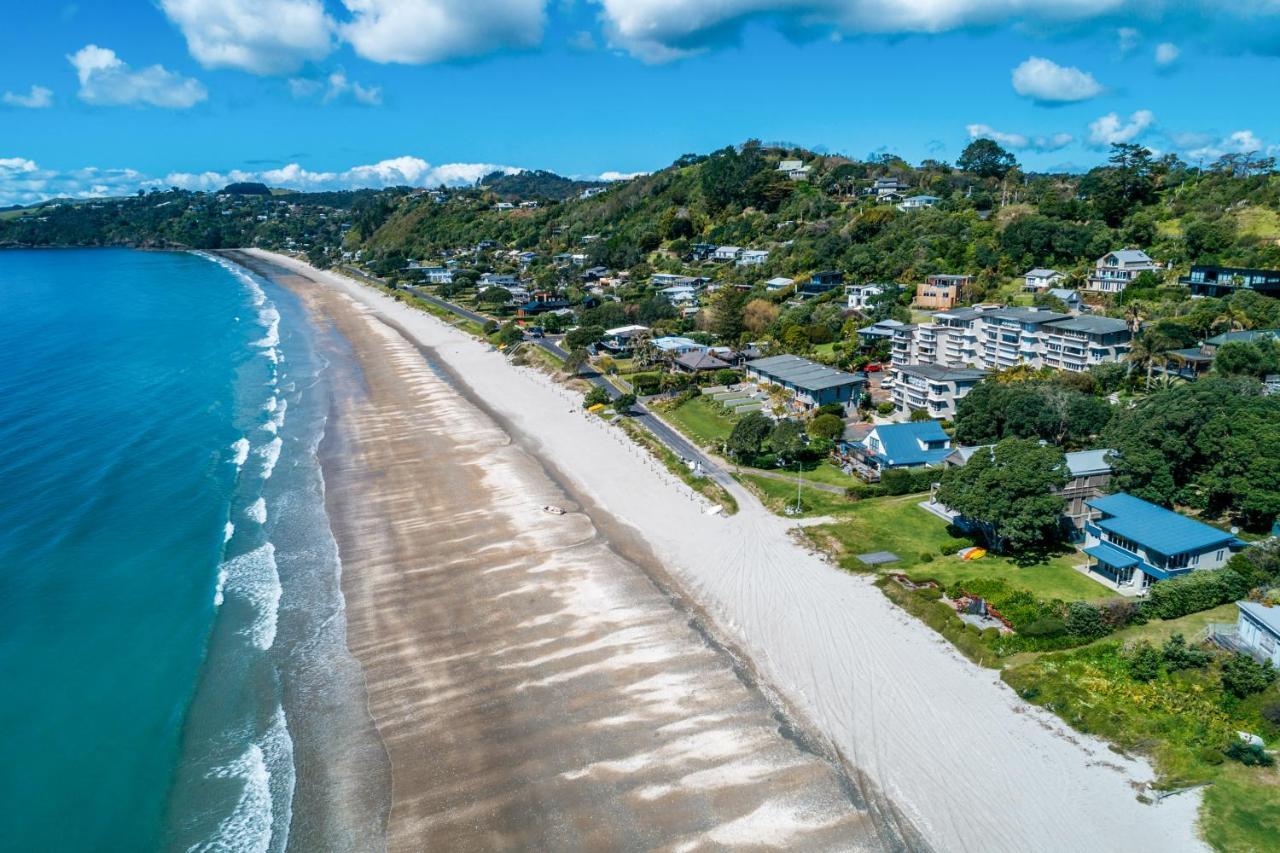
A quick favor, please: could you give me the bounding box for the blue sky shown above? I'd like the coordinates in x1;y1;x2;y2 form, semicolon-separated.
3;1;1280;205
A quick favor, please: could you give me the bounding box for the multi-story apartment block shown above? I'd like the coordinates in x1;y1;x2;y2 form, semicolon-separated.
889;363;988;419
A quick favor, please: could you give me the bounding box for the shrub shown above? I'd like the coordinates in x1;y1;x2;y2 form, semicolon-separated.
583;386;611;409
919;552;934;563
939;541;964;556
1262;701;1280;728
917;586;944;601
1142;569;1251;621
1065;602;1109;639
981;627;1000;642
1221;653;1277;699
1097;598;1138;632
714;369;740;386
631;373;663;395
1127;642;1162;682
1021;617;1067;638
1160;633;1211;671
1225;741;1275;767
876;402;895;416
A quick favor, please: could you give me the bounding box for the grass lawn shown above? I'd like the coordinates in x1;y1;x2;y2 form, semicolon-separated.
662;395;739;447
1234;205;1280;240
738;473;857;517
1100;602;1239;649
812;496;1115;602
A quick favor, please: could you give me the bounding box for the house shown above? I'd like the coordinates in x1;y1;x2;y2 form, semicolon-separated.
914;274;971;309
897;195;940;211
777;159;811;180
516;297;570;317
581;265;610;281
651;336;707;357
518;201;539;209
599;324;649;356
745;354;866;412
870;177;910;198
650;273;699;287
419;266;453;285
494;202;515;211
801;270;845;297
1232;602;1280;668
1023;268;1064;291
1165;329;1280;380
845;283;885;311
479;273;518;288
713;246;743;262
1047;287;1082;313
1082;493;1244;592
888;364;987;419
737;249;770;266
675;350;732;374
580;186;607;199
841;421;952;481
1085;249;1159;294
765;276;795;292
857;318;904;346
659;285;699;306
1180;265;1280;299
690;243;718;261
1059;449;1114;534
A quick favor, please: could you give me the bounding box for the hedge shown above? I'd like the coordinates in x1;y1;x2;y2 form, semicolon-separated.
1141;569;1251;621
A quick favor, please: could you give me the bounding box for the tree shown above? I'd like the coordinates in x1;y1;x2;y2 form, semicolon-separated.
564;324;604;350
1221;653;1277;699
768;419;807;461
935;439;1068;553
742;298;779;334
1127;642;1162;682
727;412;771;461
583;386;610;408
707;286;747;341
958;139;1017;179
497;322;524;346
613;392;637;413
476;287;510;306
808;413;845;441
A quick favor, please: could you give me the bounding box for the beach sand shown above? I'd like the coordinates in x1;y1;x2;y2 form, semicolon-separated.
233;252;908;851
236;250;1207;853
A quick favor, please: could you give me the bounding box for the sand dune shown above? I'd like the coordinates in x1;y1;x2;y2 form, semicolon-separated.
244;249;1206;853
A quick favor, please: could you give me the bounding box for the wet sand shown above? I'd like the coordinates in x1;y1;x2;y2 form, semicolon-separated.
236;253;913;851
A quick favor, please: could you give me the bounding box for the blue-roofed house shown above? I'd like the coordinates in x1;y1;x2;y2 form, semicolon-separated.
840;420;952;482
1083;493;1244;592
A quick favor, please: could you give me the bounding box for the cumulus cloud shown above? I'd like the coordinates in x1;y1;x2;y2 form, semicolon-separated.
966;123;1073;152
68;45;207;108
1116;27;1140;54
1182;129;1265;162
340;0;546;64
0;154;524;206
289;69;382;105
158;0;334;75
1011;57;1103;104
1155;42;1180;66
595;170;649;180
1088;110;1155;147
3;85;53;109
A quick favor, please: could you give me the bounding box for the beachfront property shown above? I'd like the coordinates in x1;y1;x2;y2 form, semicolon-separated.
887;363;987;419
479;273;518;288
675;349;732;374
890;305;1131;373
650;336;707;357
1059;449;1114;534
1082;493;1243;592
1085;249;1160;294
419;266;453;285
914;274;971;309
839;420;952;481
846;282;885;311
598;324;649;356
516;296;570;317
1180;264;1280;299
1229;602;1280;668
1023;268;1065;290
744;354;866;413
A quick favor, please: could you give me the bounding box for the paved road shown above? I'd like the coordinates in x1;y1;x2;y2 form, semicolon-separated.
353;272;737;492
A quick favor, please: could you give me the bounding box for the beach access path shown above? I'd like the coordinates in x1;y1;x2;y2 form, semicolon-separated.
247;249;1207;853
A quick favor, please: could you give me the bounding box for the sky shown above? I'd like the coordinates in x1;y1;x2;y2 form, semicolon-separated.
3;1;1280;206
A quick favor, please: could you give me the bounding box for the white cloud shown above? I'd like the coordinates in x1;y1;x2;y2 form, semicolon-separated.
0;154;522;207
595;170;649;180
340;0;546;64
158;0;334;75
289;69;382;105
1116;27;1140;54
1088;110;1155;147
1155;41;1180;65
966;123;1073;152
68;45;207;108
3;85;53;109
1011;57;1103;104
1183;129;1265;162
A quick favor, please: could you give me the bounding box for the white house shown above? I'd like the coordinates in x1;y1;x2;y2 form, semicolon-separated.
845;283;884;311
1023;268;1064;291
651;336;707;357
777;159;811;180
765;276;795;292
420;266;453;285
1234;602;1280;669
737;249;770;266
713;246;743;262
1086;249;1160;294
897;195;940;211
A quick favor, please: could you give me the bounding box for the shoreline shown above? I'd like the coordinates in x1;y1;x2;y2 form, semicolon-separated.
231;251;903;850
232;249;1207;852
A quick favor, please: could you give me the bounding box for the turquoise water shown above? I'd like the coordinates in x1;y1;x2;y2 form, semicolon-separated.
0;249;379;851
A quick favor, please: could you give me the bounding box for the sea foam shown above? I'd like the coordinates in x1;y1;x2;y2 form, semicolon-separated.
245;498;267;525
258;437;282;480
230;438;250;469
221;542;282;651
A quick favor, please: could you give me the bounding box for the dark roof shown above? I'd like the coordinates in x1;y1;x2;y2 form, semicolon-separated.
676;350;731;371
747;355;865;393
894;363;987;382
1045;316;1130;335
1086;493;1239;555
1205;329;1280;347
985;307;1071;325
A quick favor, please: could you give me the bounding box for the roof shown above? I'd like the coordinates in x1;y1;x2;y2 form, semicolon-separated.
1237;601;1280;637
604;324;648;337
1048;288;1079;302
1026;268;1061;278
1086;493;1238;555
766;276;795;286
894;363;987;382
927;274;972;282
1045;316;1130;335
859;421;952;467
946;444;994;464
1084;542;1141;570
676;350;731;371
1205;329;1280;347
651;336;704;352
1108;249;1154;264
746;354;866;393
984;307;1071;325
1064;449;1113;477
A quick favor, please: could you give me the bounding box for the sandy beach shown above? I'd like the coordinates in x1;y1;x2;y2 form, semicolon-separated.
236;249;1207;852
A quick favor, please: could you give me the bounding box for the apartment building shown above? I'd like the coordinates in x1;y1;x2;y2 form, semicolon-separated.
889;363;988;419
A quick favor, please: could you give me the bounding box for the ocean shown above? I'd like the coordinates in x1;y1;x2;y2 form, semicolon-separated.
0;249;384;852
